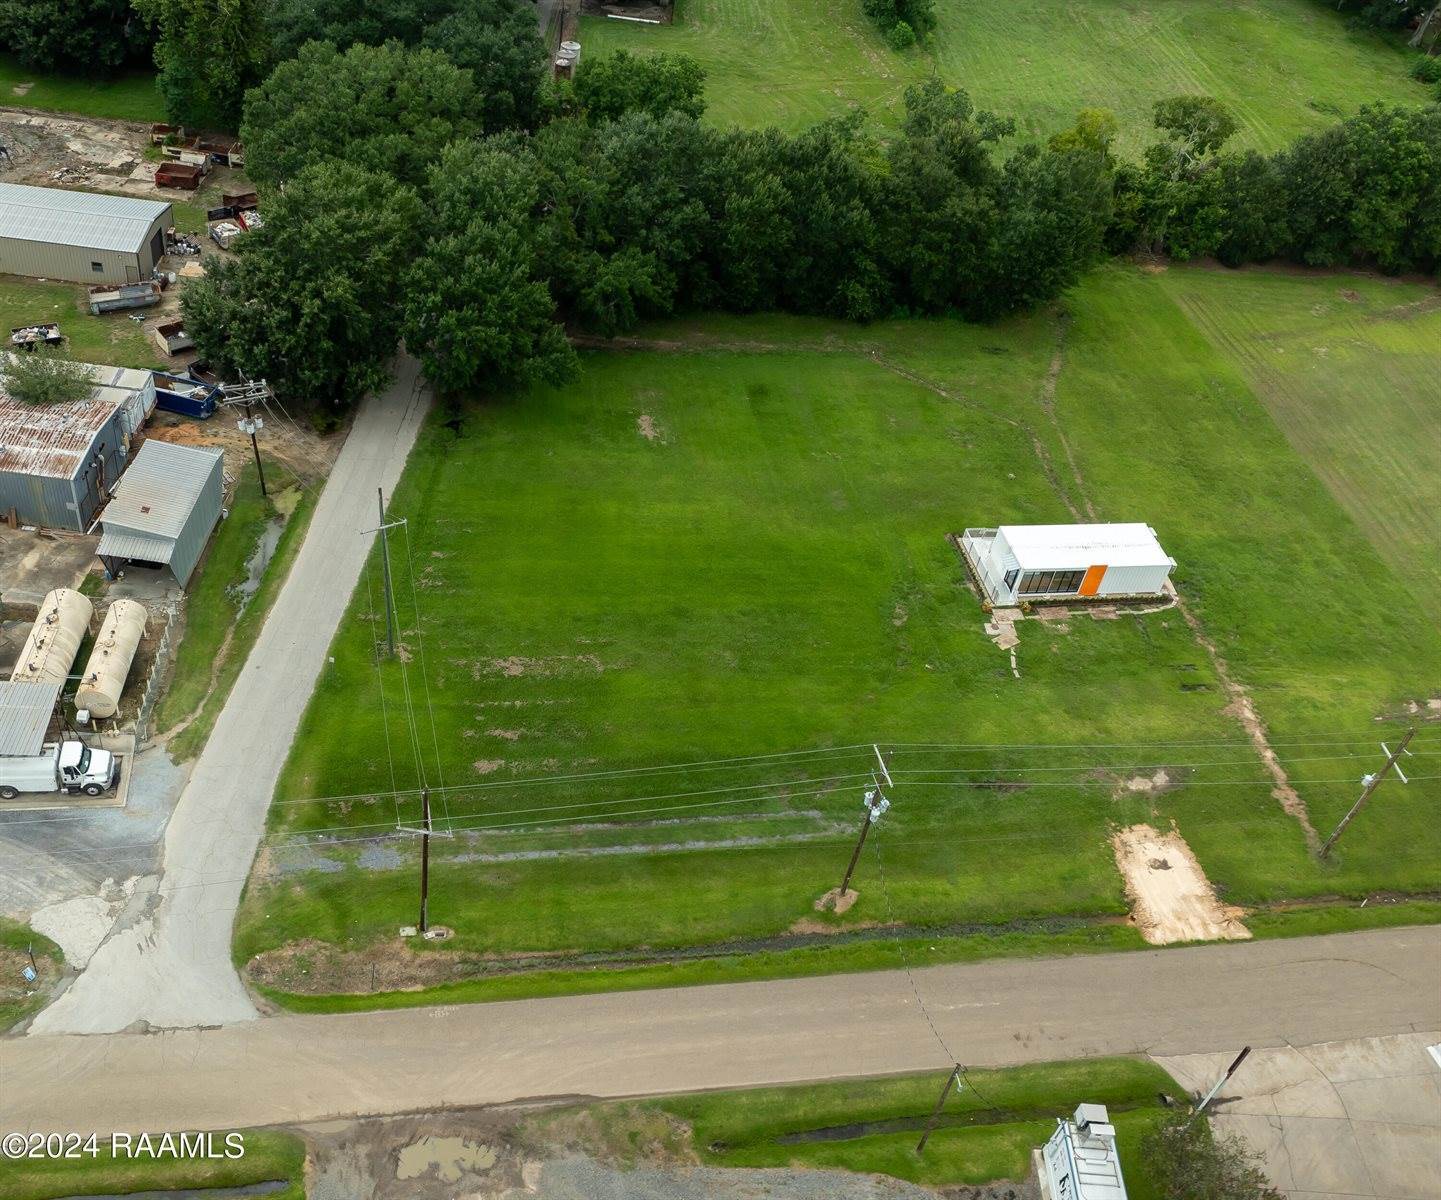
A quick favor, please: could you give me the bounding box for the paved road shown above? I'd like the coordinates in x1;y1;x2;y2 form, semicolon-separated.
27;362;430;1035
6;927;1437;1133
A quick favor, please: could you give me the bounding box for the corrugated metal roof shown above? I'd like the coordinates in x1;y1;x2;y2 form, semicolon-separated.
0;357;150;480
95;527;174;564
0;680;62;757
999;523;1174;570
0;182;171;254
99;439;223;539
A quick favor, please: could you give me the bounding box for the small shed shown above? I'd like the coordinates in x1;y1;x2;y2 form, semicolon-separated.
0;183;172;284
1038;1103;1128;1200
0;359;154;530
960;523;1175;607
96;440;224;587
0;680;63;758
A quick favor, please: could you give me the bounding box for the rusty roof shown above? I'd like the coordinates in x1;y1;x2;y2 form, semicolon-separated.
0;359;146;480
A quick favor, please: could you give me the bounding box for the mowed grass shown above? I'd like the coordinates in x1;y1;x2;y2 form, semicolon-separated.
241;265;1440;1002
581;0;1423;150
0;1130;305;1200
0;55;164;123
527;1057;1179;1195
0;276;161;370
1159;268;1441;631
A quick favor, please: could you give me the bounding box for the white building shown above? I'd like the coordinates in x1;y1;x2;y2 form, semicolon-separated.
960;523;1175;608
1039;1103;1129;1200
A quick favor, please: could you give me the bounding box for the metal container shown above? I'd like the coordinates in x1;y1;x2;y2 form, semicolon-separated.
75;600;147;718
10;589;93;686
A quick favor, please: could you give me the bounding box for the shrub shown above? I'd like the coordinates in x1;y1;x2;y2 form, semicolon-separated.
888;20;917;50
1412;56;1441;85
1;347;93;405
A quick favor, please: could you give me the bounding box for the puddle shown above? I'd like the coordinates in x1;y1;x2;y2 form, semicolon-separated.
58;1181;289;1200
231;518;284;603
396;1136;498;1183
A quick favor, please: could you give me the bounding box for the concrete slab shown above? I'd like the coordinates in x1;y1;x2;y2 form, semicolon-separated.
0;526;96;606
1158;1032;1441;1200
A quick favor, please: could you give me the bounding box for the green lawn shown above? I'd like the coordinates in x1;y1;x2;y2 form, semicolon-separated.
0;276;162;371
0;1129;305;1200
0;919;62;1033
581;0;1425;150
157;459;318;761
0;55;164;123
239;264;1440;1008
526;1057;1180;1195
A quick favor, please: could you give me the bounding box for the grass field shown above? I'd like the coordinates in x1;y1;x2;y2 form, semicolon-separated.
0;55;164;123
0;1130;305;1200
157;459;319;761
238;263;1440;1006
0;276;162;371
581;0;1425;150
0;918;62;1032
526;1057;1180;1194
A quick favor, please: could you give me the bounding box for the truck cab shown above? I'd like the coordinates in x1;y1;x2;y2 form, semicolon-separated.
57;742;118;795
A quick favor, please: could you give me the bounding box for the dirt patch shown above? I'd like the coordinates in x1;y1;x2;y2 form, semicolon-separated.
1112;824;1250;945
636;413;664;442
471;759;503;775
813;886;859;914
486;728;522;741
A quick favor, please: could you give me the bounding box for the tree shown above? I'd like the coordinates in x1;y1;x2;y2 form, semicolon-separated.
241;41;480;187
1152;95;1238;164
1;347;94;405
264;0;547;133
573;50;707;123
1141;1114;1282;1200
1049;108;1120;163
423;0;549;133
134;0;270;130
403;141;576;393
0;0;150;74
182;162;422;417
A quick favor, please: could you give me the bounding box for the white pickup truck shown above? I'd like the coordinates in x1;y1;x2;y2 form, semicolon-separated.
0;741;119;800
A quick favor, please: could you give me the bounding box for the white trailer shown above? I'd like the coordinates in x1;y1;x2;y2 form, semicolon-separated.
0;740;118;799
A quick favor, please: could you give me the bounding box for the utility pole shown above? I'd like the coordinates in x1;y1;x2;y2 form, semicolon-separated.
377;488;396;657
238;397;267;497
419;785;432;934
1186;1046;1251;1127
916;1064;963;1154
1319;729;1415;858
839;783;890;896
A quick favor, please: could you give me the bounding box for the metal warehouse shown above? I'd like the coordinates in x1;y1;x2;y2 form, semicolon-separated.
97;439;224;587
0;182;172;284
0;360;155;531
961;523;1175;607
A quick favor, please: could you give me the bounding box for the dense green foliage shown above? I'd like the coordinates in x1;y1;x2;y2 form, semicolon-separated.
861;0;935;49
241;41;480;187
572;49;708;122
135;0;270;129
182;162;420;413
0;0;149;75
1113;98;1441;272
1141;1113;1283;1200
264;0;547;132
0;347;94;405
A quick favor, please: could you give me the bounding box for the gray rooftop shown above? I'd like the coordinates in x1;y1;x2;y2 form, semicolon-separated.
0;182;171;254
0;680;62;757
99;439;223;539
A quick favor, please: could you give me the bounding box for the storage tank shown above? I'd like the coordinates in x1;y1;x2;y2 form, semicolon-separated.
75;600;148;719
10;589;93;686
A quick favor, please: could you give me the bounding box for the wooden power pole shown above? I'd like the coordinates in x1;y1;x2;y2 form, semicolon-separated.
419;785;432;934
916;1065;963;1154
1319;729;1415;858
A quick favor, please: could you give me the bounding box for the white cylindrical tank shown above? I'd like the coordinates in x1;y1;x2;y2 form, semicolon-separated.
75;600;148;719
10;588;93;686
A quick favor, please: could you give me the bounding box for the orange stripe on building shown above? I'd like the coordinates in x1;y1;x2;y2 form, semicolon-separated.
1079;564;1106;597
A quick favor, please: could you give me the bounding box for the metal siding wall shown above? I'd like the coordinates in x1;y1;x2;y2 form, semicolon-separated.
171;454;224;586
0;237;138;284
0;468;85;530
1095;563;1172;596
138;210;171;276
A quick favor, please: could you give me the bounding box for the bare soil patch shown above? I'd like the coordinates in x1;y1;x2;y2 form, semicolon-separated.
637;413;665;442
1112;824;1250;945
813;886;859;914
